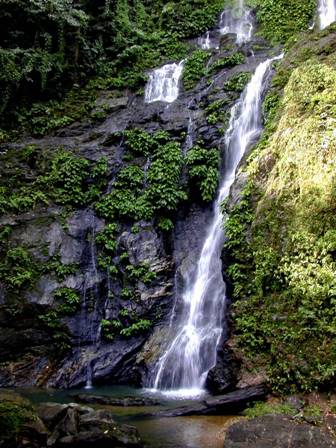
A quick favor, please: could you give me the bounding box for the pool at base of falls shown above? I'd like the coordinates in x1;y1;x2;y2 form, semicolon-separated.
16;385;236;448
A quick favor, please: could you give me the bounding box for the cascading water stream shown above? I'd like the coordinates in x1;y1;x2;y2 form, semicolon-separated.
198;31;212;50
220;0;253;45
145;62;184;103
84;220;101;389
318;0;336;29
151;55;282;398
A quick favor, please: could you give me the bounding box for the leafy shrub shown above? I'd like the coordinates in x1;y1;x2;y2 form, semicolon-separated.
125;263;156;284
146;141;186;211
224;72;252;92
183;49;210;90
120;319;151;338
247;0;316;43
54;287;81;315
0;247;39;290
208;52;245;73
0;399;36;439
101;319;123;341
124;129;155;156
96;223;118;253
40;151;90;206
186;143;219;201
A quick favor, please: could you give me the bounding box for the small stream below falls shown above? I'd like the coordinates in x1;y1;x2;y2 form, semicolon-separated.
18;386;238;448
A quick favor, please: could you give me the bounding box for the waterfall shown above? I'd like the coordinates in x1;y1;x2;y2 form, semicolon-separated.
151;55;283;398
145;62;184;103
219;0;253;45
318;0;336;29
84;220;101;389
198;31;212;50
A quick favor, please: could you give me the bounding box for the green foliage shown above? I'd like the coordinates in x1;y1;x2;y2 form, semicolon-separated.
124;129;155;156
205;99;229;126
101;313;151;340
224;72;252;92
0;186;48;215
243;402;297;418
0;147;108;215
0;398;36;438
0;246;39;290
158;217;174;231
247;0;316;44
95;178;151;222
159;0;224;37
101;318;123;341
121;287;135;300
225;58;336;394
44;257;79;280
96;131;185;223
205;99;229;115
116;165;145;191
54;287;81;315
186;143;219;202
208;52;245;73
304;404;323;419
40;150;90;206
92;157;109;179
96;223;118;253
125;263;156;284
120;319;152;338
146;141;186;211
183;49;210;90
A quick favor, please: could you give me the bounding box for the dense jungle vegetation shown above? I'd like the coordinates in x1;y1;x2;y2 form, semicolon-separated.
0;0;316;140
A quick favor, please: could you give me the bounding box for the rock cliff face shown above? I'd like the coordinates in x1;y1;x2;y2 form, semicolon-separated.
0;10;274;390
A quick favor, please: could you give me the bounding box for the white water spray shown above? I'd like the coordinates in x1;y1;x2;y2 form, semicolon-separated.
318;0;336;29
145;62;184;103
198;31;212;50
220;0;253;45
151;55;282;398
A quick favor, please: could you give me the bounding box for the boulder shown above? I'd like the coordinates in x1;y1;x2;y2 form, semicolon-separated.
223;415;336;448
206;348;240;394
36;403;143;448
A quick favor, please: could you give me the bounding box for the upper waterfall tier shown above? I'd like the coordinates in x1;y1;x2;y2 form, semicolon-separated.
318;0;336;29
219;7;253;45
145;2;254;104
144;62;184;104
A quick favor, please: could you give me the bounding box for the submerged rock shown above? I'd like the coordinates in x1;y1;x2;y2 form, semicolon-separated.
72;393;161;407
151;385;267;417
223;415;336;448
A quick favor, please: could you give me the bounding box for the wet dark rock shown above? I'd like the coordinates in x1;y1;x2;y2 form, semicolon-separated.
152;385;267;417
223;415;336;448
46;338;148;388
21;417;49;448
72;393;161;407
94;94;129;112
206;348;240;394
36;403;143;448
